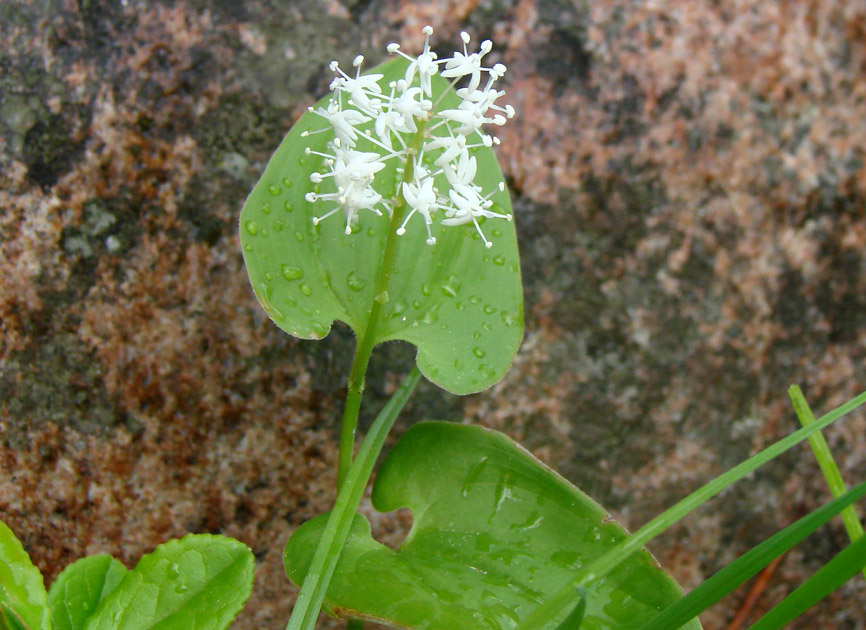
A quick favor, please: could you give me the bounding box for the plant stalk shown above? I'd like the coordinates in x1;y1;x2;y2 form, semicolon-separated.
287;366;422;630
336;119;429;489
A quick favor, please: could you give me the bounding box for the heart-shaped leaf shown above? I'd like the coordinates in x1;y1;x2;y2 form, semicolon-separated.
284;422;701;630
84;534;253;630
239;56;523;395
0;520;50;630
48;555;127;630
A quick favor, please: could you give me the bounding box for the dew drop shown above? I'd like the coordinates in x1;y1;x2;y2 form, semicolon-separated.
346;271;366;292
469;295;481;305
483;304;496;314
478;363;496;379
265;272;273;281
168;563;181;579
244;220;259;235
298;156;307;166
421;283;432;296
453;358;463;370
284;200;294;213
366;227;376;236
299;283;312;296
500;311;517;326
473;347;486;358
456;301;466;311
285;296;297;307
267;184;281;196
473;331;481;339
175;583;189;594
294;231;305;242
261;202;272;214
281;264;303;281
440;275;461;297
243;244;253;252
412;300;421;309
310;322;327;338
281;176;293;188
482;321;492;331
492;255;505;266
374;291;389;305
273;222;283;232
492;228;503;237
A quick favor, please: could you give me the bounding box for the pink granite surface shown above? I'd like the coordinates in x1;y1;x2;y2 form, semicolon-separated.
1;1;865;628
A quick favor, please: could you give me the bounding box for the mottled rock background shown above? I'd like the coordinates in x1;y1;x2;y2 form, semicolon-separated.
2;1;865;628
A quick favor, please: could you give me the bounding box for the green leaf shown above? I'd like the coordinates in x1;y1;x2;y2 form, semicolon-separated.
47;556;127;630
748;532;866;630
1;602;34;630
84;534;253;630
239;56;523;395
0;520;50;630
284;422;700;630
639;481;866;630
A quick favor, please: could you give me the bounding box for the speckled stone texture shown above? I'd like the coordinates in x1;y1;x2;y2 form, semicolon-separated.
1;1;865;628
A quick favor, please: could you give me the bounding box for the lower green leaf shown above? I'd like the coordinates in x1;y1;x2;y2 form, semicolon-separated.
0;520;50;630
84;534;254;630
48;555;127;630
284;422;700;630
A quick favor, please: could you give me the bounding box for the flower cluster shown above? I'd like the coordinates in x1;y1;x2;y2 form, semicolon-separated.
302;27;515;248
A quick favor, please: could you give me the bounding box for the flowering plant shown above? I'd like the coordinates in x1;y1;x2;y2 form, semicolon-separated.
238;27;866;630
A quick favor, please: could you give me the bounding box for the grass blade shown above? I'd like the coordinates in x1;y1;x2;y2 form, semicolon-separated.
638;481;866;630
747;533;866;630
789;385;865;582
514;388;866;630
286;367;422;630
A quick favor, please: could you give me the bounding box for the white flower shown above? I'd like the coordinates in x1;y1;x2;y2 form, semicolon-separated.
305;144;388;233
303;27;515;248
398;176;440;245
310;100;370;148
439;32;493;92
388;26;439;97
329;56;384;115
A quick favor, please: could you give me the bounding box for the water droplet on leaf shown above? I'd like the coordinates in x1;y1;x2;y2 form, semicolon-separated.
346;271;366;292
473;347;486;358
268;184;281;196
281;264;303;281
244;220;258;235
299;283;312;296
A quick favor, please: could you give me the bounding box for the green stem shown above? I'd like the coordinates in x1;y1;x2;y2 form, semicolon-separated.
287;366;422;630
788;385;865;581
336;119;430;489
513;388;866;630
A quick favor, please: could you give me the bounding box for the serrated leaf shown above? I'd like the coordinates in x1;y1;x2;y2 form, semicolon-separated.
239;56;523;395
284;422;700;630
47;556;127;630
84;534;253;630
0;520;50;630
